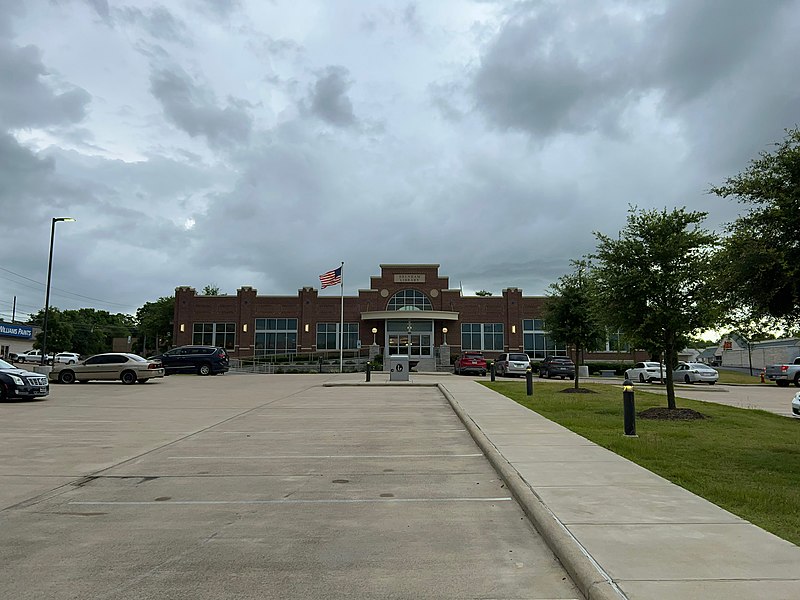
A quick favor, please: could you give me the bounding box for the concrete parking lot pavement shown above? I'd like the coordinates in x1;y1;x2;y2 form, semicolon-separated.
0;375;580;600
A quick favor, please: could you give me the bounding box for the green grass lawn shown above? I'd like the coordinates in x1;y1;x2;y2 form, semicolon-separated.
716;369;764;385
483;381;800;546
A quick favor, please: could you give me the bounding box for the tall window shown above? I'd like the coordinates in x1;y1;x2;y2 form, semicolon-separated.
522;319;567;359
461;323;504;351
387;289;432;311
254;318;298;356
192;322;235;349
316;323;359;350
591;329;630;352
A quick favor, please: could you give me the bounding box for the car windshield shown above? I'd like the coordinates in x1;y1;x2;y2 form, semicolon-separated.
0;358;13;369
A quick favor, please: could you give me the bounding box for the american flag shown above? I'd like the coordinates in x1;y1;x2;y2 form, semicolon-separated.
319;266;342;288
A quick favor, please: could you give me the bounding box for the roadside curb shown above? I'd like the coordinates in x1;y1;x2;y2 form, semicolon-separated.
438;383;627;600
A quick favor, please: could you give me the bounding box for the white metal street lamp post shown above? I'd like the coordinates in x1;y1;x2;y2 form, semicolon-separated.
41;217;75;365
371;327;378;345
442;327;448;345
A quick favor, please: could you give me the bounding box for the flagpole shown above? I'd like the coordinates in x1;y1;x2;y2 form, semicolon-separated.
339;261;344;374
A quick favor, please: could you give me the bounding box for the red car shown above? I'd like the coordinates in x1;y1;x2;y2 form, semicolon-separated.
454;352;487;376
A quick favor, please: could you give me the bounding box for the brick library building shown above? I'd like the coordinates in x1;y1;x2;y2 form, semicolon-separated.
173;264;641;370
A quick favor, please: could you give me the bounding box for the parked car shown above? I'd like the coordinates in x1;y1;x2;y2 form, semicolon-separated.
765;357;800;387
673;362;719;385
49;353;165;384
0;358;49;400
15;350;53;364
539;356;575;379
624;362;667;383
453;351;487;376
54;352;81;365
150;345;230;376
792;391;800;417
495;353;532;377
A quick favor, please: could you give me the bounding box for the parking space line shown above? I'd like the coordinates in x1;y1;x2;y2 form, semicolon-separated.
169;454;484;459
70;497;513;505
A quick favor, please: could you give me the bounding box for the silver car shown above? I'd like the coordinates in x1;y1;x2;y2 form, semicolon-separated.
495;353;532;377
49;353;165;385
673;362;719;385
791;391;799;417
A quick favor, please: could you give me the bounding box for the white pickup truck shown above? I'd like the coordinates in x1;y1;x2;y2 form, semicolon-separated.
765;357;800;387
14;350;53;365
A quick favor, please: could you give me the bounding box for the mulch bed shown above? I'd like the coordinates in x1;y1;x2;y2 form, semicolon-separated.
637;407;707;420
558;387;598;394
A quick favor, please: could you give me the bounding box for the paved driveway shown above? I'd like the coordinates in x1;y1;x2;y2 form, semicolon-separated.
0;375;580;600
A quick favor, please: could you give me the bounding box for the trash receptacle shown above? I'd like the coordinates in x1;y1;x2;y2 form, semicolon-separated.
389;354;410;382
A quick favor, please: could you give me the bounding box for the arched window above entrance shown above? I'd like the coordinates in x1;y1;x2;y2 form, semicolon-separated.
387;289;432;311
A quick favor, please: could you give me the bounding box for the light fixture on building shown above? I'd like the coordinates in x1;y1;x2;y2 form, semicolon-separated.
180;323;185;332
442;327;448;345
512;325;516;334
304;323;309;332
242;323;248;332
371;327;378;345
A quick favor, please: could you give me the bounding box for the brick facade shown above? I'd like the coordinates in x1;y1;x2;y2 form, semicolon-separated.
172;264;643;362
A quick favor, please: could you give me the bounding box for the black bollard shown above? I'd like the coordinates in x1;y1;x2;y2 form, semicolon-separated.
623;379;637;436
490;362;495;382
526;368;533;396
366;363;371;382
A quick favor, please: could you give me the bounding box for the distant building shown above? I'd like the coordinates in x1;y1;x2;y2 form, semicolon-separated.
172;263;646;370
0;321;39;359
719;333;800;370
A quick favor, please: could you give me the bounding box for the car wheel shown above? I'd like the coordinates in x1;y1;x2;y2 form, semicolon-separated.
684;375;691;384
68;360;75;365
794;374;800;388
120;370;137;385
198;363;211;376
709;381;715;385
58;370;76;384
481;371;486;376
639;374;645;383
0;383;6;401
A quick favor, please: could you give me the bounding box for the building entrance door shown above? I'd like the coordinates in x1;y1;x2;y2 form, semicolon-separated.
386;320;432;357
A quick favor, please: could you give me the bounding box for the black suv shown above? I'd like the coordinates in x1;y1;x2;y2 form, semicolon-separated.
538;356;575;379
153;346;230;376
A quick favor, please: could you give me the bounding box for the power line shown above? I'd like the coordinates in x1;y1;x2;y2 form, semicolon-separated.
0;265;136;309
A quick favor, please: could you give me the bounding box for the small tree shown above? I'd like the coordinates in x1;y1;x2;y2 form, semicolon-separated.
202;284;221;295
475;290;493;296
591;207;721;409
544;260;604;389
136;297;175;353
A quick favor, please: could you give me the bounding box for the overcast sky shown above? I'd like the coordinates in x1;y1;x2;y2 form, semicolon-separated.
1;0;799;322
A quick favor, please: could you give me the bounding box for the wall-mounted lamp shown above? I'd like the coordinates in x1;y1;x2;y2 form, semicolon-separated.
304;323;309;332
371;327;378;345
180;323;185;332
243;323;248;332
442;326;448;345
511;325;516;334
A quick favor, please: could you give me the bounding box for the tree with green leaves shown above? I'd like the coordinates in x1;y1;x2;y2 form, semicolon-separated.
135;296;175;354
475;290;493;296
28;307;134;356
711;128;800;333
591;207;721;410
544;260;604;389
30;308;75;354
202;284;221;295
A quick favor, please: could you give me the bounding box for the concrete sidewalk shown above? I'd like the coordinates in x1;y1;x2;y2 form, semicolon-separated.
341;374;800;600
